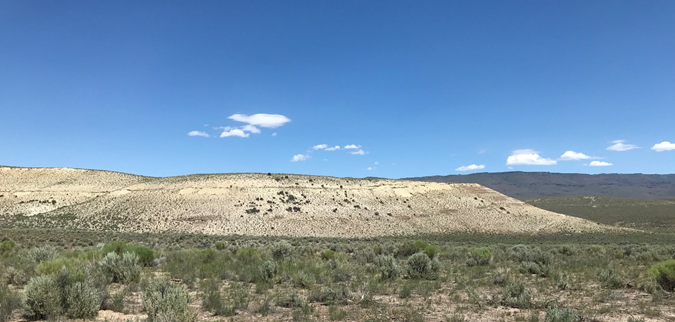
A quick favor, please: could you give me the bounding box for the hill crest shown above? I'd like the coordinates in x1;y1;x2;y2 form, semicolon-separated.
0;167;612;237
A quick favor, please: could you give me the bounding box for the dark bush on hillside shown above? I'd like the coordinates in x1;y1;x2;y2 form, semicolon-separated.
650;259;675;292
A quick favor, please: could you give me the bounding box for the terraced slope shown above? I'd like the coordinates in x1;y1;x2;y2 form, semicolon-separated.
0;167;611;237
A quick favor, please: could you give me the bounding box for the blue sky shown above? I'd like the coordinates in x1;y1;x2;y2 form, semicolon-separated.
1;1;674;178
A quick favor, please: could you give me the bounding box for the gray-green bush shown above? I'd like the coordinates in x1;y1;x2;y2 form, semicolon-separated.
406;253;440;279
143;278;196;322
0;283;22;322
65;282;100;319
24;275;62;320
98;251;141;284
375;255;401;280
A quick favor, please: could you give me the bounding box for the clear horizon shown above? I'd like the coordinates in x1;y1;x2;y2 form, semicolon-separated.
1;1;674;177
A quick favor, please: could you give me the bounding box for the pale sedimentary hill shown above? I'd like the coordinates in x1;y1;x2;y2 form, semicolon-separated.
0;167;611;237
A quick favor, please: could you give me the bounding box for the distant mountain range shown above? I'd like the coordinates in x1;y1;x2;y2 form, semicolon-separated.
404;172;675;199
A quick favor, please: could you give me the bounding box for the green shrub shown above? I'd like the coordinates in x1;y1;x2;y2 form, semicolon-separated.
397;240;438;259
24;275;63;320
259;260;278;282
308;285;350;305
2;266;28;285
0;240;15;254
321;249;336;261
511;245;552;266
292;271;316;289
200;279;234;316
214;241;226;250
98;251;141;284
558;244;575;256
101;241;155;267
276;291;304;308
36;257;80;276
19;246;59;269
65;282;100;319
375;255;402;280
597;268;624;289
272;240;294;260
235;248;260;264
467;247;493;266
127;245;155;267
502;280;531;308
544;303;580;322
406;252;439;279
143;278;196;322
589;245;606;254
328;304;347;320
101;241;128;255
0;283;22;322
649;259;675;291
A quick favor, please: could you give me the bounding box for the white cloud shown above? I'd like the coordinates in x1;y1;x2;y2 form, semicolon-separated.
456;164;486;171
188;131;209;138
272;133;277;136
313;144;328;150
590;161;613;167
351;149;366;155
374;161;379;165
506;149;557;165
220;128;249;138
652;141;675;152
367;167;373;170
291;154;309;162
324;146;341;151
229;113;291;128
344;144;360;149
241;124;261;134
607;140;638;151
559;151;592;161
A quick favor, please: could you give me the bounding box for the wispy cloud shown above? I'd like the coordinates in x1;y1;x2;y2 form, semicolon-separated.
506;149;557;165
344;144;360;149
312;144;328;150
559;151;593;161
229;113;291;128
652;141;675;152
188;131;209;138
456;164;485;171
291;154;309;162
589;161;613;167
324;146;341;151
351;149;366;155
607;140;638;151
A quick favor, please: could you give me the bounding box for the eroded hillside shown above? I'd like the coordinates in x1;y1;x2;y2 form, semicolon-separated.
0;167;611;237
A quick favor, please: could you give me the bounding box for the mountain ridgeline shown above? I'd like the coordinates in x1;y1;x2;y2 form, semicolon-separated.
403;172;675;199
